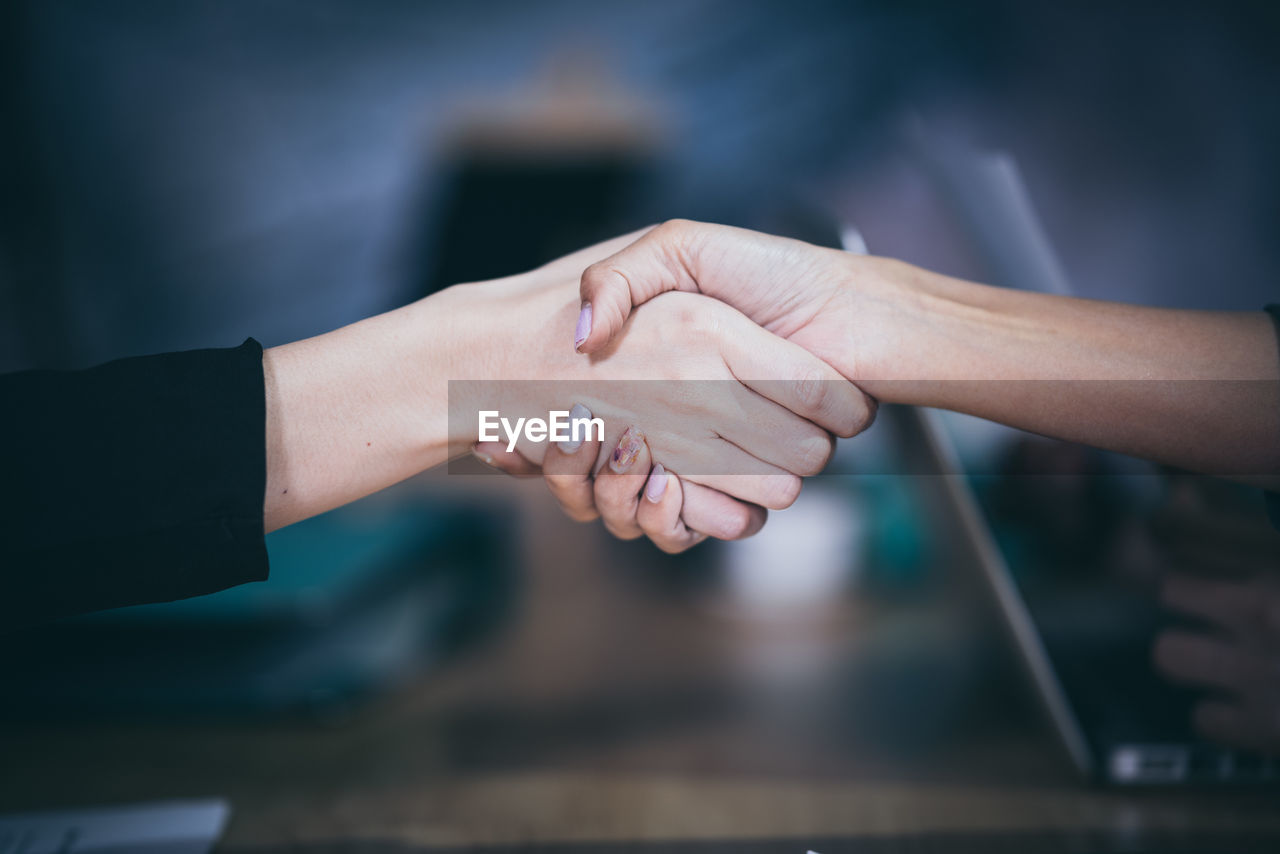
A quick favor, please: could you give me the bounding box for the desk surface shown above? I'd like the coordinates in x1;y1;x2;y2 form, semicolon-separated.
1;471;1277;852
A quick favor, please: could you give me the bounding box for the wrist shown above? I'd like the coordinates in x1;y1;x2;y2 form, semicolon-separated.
430;274;587;458
839;256;1044;408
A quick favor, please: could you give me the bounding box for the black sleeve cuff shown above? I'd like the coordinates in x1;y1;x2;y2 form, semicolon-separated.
1;339;269;626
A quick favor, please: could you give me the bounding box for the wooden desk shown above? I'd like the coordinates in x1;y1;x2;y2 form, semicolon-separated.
1;473;1277;852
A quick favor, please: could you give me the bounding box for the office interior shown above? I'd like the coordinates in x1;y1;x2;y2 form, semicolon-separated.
2;2;1279;852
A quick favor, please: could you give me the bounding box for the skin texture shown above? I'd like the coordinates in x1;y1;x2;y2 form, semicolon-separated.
485;220;1280;552
492;220;1278;552
261;232;872;533
575;220;1280;476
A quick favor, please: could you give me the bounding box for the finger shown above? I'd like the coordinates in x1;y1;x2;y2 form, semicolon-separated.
1161;573;1258;638
718;314;876;439
594;425;652;541
1193;701;1280;754
679;480;768;541
683;469;805;512
1152;631;1252;693
543;404;604;523
576;220;702;354
711;380;838;476
635;465;706;554
472;442;541;476
612;404;807;510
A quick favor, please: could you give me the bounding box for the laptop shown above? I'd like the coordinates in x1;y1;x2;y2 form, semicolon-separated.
909;403;1279;785
831;133;1278;784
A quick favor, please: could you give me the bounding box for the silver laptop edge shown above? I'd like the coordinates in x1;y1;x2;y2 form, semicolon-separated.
838;220;1096;779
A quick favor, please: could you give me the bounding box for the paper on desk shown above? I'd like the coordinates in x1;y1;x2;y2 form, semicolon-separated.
0;799;228;854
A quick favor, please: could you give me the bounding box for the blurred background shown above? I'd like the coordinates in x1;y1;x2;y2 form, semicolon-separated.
2;1;1279;850
3;0;1279;373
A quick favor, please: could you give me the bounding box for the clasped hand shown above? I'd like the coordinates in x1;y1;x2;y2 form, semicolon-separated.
466;222;883;552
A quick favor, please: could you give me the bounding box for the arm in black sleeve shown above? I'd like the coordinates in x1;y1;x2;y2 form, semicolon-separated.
1266;305;1280;529
0;339;269;627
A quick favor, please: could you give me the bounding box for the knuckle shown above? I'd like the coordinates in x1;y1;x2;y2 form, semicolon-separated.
856;395;879;433
855;396;875;430
729;506;767;539
604;520;643;541
793;431;836;477
567;506;600;523
838;392;878;438
594;489;640;521
654;536;693;555
580;259;610;292
792;366;831;417
546;473;586;498
587;263;630;303
719;504;755;539
655;219;702;268
763;474;803;510
725;521;751;539
657;218;694;238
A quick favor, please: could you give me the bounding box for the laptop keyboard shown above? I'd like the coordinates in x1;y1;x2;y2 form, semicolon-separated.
1110;743;1280;784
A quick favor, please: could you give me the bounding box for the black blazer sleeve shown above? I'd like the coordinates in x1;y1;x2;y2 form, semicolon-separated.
0;339;270;627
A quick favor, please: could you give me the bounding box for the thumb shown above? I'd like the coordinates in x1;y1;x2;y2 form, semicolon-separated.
575;220;704;354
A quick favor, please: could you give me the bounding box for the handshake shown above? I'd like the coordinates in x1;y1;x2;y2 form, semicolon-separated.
419;219;1278;553
265;218;1276;550
456;220;887;553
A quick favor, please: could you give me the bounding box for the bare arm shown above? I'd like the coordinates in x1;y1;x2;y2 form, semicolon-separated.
262;289;470;532
574;220;1280;483
261;231;868;533
852;259;1280;481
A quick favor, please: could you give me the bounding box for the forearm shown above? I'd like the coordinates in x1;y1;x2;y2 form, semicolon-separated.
262;286;484;532
260;267;614;532
854;259;1280;478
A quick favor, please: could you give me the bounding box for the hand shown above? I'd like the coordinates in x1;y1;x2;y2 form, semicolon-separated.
1149;479;1280;755
476;223;884;550
568;220;1280;482
1155;572;1280;755
452;233;875;534
572;219;902;385
479;425;737;552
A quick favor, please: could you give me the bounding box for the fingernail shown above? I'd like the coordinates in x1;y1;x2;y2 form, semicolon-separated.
574;303;593;351
645;463;668;503
471;445;496;468
557;402;592;454
609;425;644;473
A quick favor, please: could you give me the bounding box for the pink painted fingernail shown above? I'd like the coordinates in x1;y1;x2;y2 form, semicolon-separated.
609;425;644;473
574;303;592;351
645;463;668;503
557;402;593;454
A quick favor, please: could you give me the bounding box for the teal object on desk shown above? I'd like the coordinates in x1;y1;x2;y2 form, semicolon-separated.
93;502;454;623
1;498;514;719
